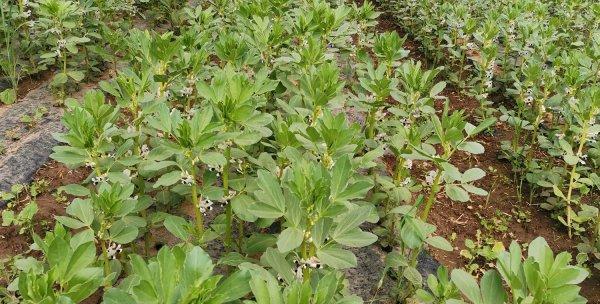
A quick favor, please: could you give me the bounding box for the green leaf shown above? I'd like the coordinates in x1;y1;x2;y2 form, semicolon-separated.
426;236;453;251
52;72;69;86
445;184;470;202
60;184;90;196
66;198;94;226
212;270;251;302
67;70;85;82
480;270;507;304
462;184;488;196
277;227;304;252
163;215;191;241
153;170;182;188
0;88;16;105
331;205;373;240
262;248;294;283
429;81;446;97
253;170;285;215
334;228;377;247
458;141;485;154
317;245;356;269
451;269;483;304
199;152;226;167
469;118;496;136
55;216;86;229
462;168;486;183
109;223;138;244
103;289;136;303
245;234;277;255
330;155;351;199
64;242;95;281
385;250;408;268
403;266;423;286
563;154;580;166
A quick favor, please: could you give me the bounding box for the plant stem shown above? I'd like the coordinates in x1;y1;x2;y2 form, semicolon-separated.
394;156;406;183
366;107;377;140
223;146;232;250
190;166;204;237
100;239;111;288
420;170;442;221
565;124;589;238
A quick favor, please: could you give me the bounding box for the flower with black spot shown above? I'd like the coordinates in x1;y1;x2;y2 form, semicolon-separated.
198;199;214;215
106;242;123;260
180;171;195;185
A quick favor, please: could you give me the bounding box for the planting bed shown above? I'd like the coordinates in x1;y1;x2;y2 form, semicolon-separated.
0;0;598;303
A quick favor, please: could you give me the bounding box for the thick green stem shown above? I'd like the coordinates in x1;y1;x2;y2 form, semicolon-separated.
190;166;204;237
420;170;442;221
565;124;589;238
100;239;111;288
366;107;377;140
223;146;232;250
394;152;408;184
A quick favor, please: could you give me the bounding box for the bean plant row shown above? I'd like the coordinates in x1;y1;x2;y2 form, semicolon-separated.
384;0;600;273
0;0;593;303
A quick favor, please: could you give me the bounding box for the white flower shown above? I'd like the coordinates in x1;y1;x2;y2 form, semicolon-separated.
375;132;387;143
375;109;386;122
526;88;533;95
179;86;193;96
485;81;493;89
411;108;422;118
404;159;413;169
92;174;108;185
234;159;244;173
217;140;233;151
425;170;437;185
524;96;534;104
85;161;95;168
180;171;195;185
220;190;236;206
485;69;493;79
555;133;565;140
22;10;31;18
401;177;411;186
123;169;137;179
106;243;122;260
57;39;66;49
301;256;322;269
207;165;222;177
577;153;588;165
198;199;214;214
399;117;411;127
140;144;150;158
565;87;573;95
186;76;197;86
293;264;304;280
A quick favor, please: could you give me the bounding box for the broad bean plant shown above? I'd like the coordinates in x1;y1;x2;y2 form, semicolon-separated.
0;0;593;303
386;0;600;273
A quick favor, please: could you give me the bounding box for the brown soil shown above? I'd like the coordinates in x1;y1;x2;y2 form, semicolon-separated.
0;5;597;303
0;161;89;260
375;9;600;302
16;70;55;99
